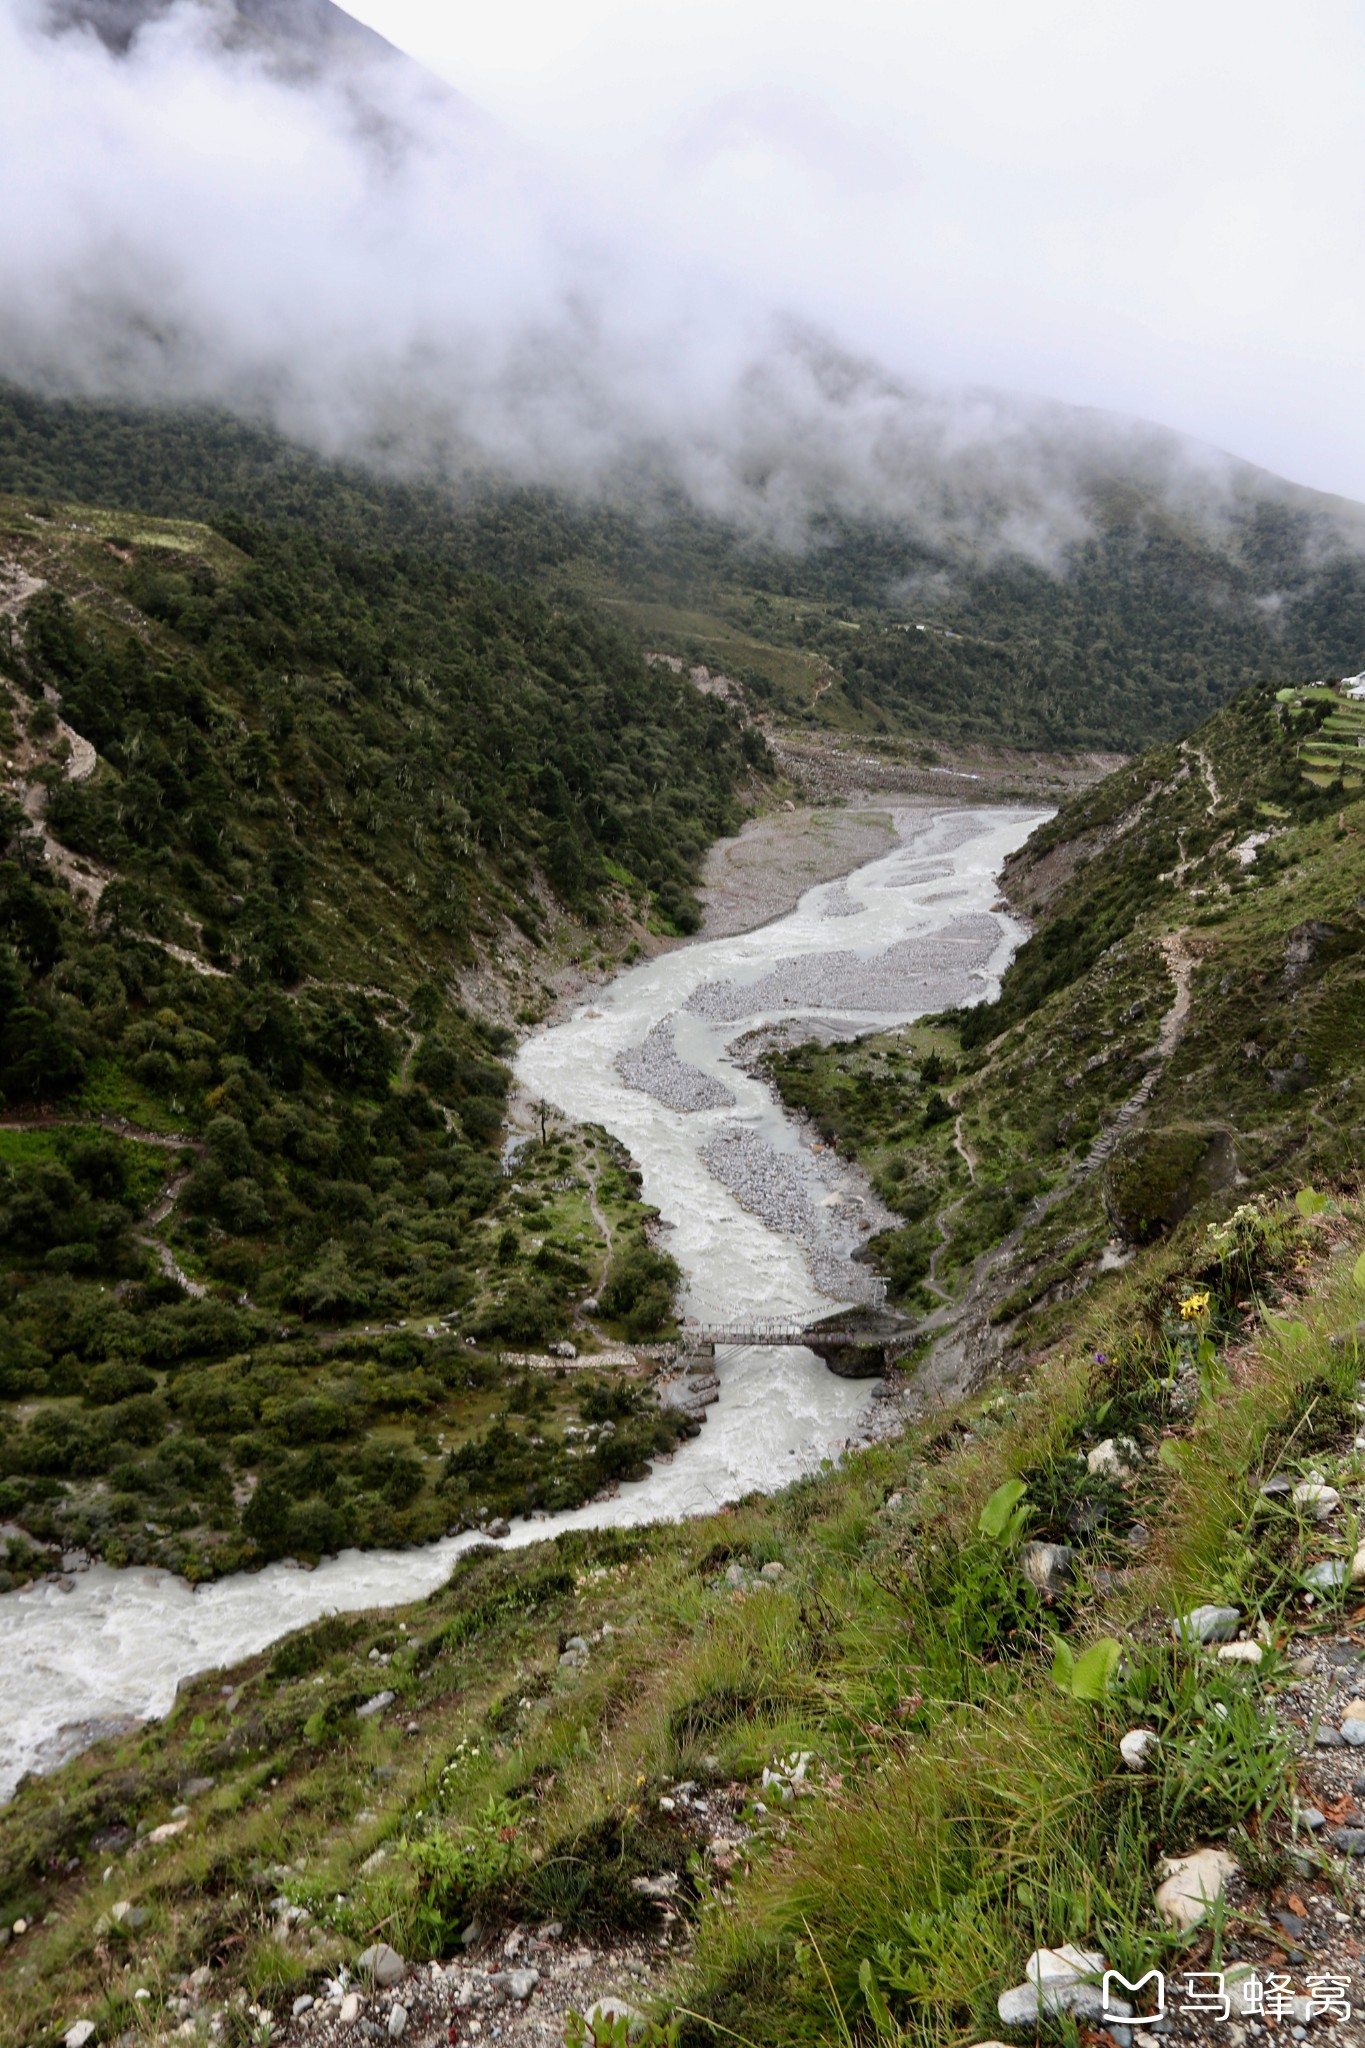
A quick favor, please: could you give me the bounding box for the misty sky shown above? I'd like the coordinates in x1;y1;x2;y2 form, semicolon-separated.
352;0;1365;504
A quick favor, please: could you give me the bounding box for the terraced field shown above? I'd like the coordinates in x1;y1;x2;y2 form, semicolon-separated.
1276;681;1365;787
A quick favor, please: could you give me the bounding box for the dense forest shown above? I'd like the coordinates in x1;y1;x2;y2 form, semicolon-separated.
4;383;1365;750
0;484;745;1575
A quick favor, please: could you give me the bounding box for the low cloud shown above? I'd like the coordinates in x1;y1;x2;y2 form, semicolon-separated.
0;0;1341;567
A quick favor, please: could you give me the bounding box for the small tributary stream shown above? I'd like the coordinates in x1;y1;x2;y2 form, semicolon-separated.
0;804;1045;1800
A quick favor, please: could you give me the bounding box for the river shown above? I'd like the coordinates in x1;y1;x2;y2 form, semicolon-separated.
0;802;1045;1802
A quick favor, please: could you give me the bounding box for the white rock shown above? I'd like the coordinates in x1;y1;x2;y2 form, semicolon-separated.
1352;1543;1365;1583
997;1946;1119;2026
1120;1728;1159;1770
1173;1604;1241;1643
65;2025;97;2048
1154;1847;1238;1929
1216;1641;1264;1665
387;2007;407;2040
292;1995;314;2017
1305;1559;1350;1591
356;1691;395;1719
584;1997;647;2040
1293;1482;1341;1520
1087;1438;1136;1480
339;1993;362;2024
996;1985;1040;2026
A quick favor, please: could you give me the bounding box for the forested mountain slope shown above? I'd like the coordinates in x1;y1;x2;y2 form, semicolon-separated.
0;488;755;1578
5;384;1365;751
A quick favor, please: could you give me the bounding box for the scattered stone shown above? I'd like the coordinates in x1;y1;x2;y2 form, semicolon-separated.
1293;1482;1341;1520
1305;1559;1350;1591
386;2006;407;2040
1260;1475;1292;1497
760;1561;786;1579
64;2025;97;2048
357;1944;407;1989
143;1819;187;1844
1019;1541;1075;1594
339;1993;362;2024
1217;1641;1264;1665
1316;1725;1346;1748
996;1945;1117;2026
1173;1604;1241;1644
1120;1728;1159;1771
293;1995;315;2017
486;1519;511;1540
583;1997;647;2040
1154;1847;1238;1929
491;1968;540;2002
182;1776;216;1799
1334;1829;1365;1856
1299;1806;1327;1831
356;1692;395;1720
1087;1437;1138;1480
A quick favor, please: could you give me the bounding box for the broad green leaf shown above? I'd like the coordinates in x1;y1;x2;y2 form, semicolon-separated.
978;1477;1028;1542
1354;1249;1365;1293
858;1958;896;2039
1069;1637;1122;1701
1296;1186;1329;1218
1050;1637;1076;1689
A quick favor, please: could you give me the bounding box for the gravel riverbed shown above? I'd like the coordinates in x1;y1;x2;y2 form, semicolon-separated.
614;1017;736;1113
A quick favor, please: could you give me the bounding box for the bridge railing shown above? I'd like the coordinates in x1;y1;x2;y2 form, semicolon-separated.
684;1326;864;1349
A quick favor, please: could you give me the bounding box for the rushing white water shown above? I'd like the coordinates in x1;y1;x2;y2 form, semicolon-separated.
0;803;1044;1801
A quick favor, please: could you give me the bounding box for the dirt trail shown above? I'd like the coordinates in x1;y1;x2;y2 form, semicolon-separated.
1183;739;1223;816
15;703;111;909
0;1112;201;1150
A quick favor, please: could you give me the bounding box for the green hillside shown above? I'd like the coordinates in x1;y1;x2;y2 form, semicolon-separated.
0;491;757;1580
5;384;1365;751
767;676;1365;1368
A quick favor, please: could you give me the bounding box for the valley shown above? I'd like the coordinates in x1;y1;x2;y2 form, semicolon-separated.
2;406;1365;2048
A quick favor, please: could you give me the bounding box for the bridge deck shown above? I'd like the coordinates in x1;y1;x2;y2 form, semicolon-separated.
689;1328;864;1348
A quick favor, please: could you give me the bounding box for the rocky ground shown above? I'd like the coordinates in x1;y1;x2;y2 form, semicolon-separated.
767;729;1124;809
683;914;1002;1025
613;1020;735;1114
700;1121;892;1304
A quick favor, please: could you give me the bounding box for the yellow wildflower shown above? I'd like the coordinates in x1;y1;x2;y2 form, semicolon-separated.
1178;1291;1211;1320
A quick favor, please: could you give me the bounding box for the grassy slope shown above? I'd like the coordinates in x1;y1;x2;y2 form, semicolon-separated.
3;1192;1363;2046
768;680;1365;1338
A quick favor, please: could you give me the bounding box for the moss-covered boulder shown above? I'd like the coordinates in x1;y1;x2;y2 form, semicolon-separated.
1103;1123;1238;1243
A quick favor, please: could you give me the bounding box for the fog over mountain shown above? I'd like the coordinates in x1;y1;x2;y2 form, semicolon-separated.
4;0;1365;568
